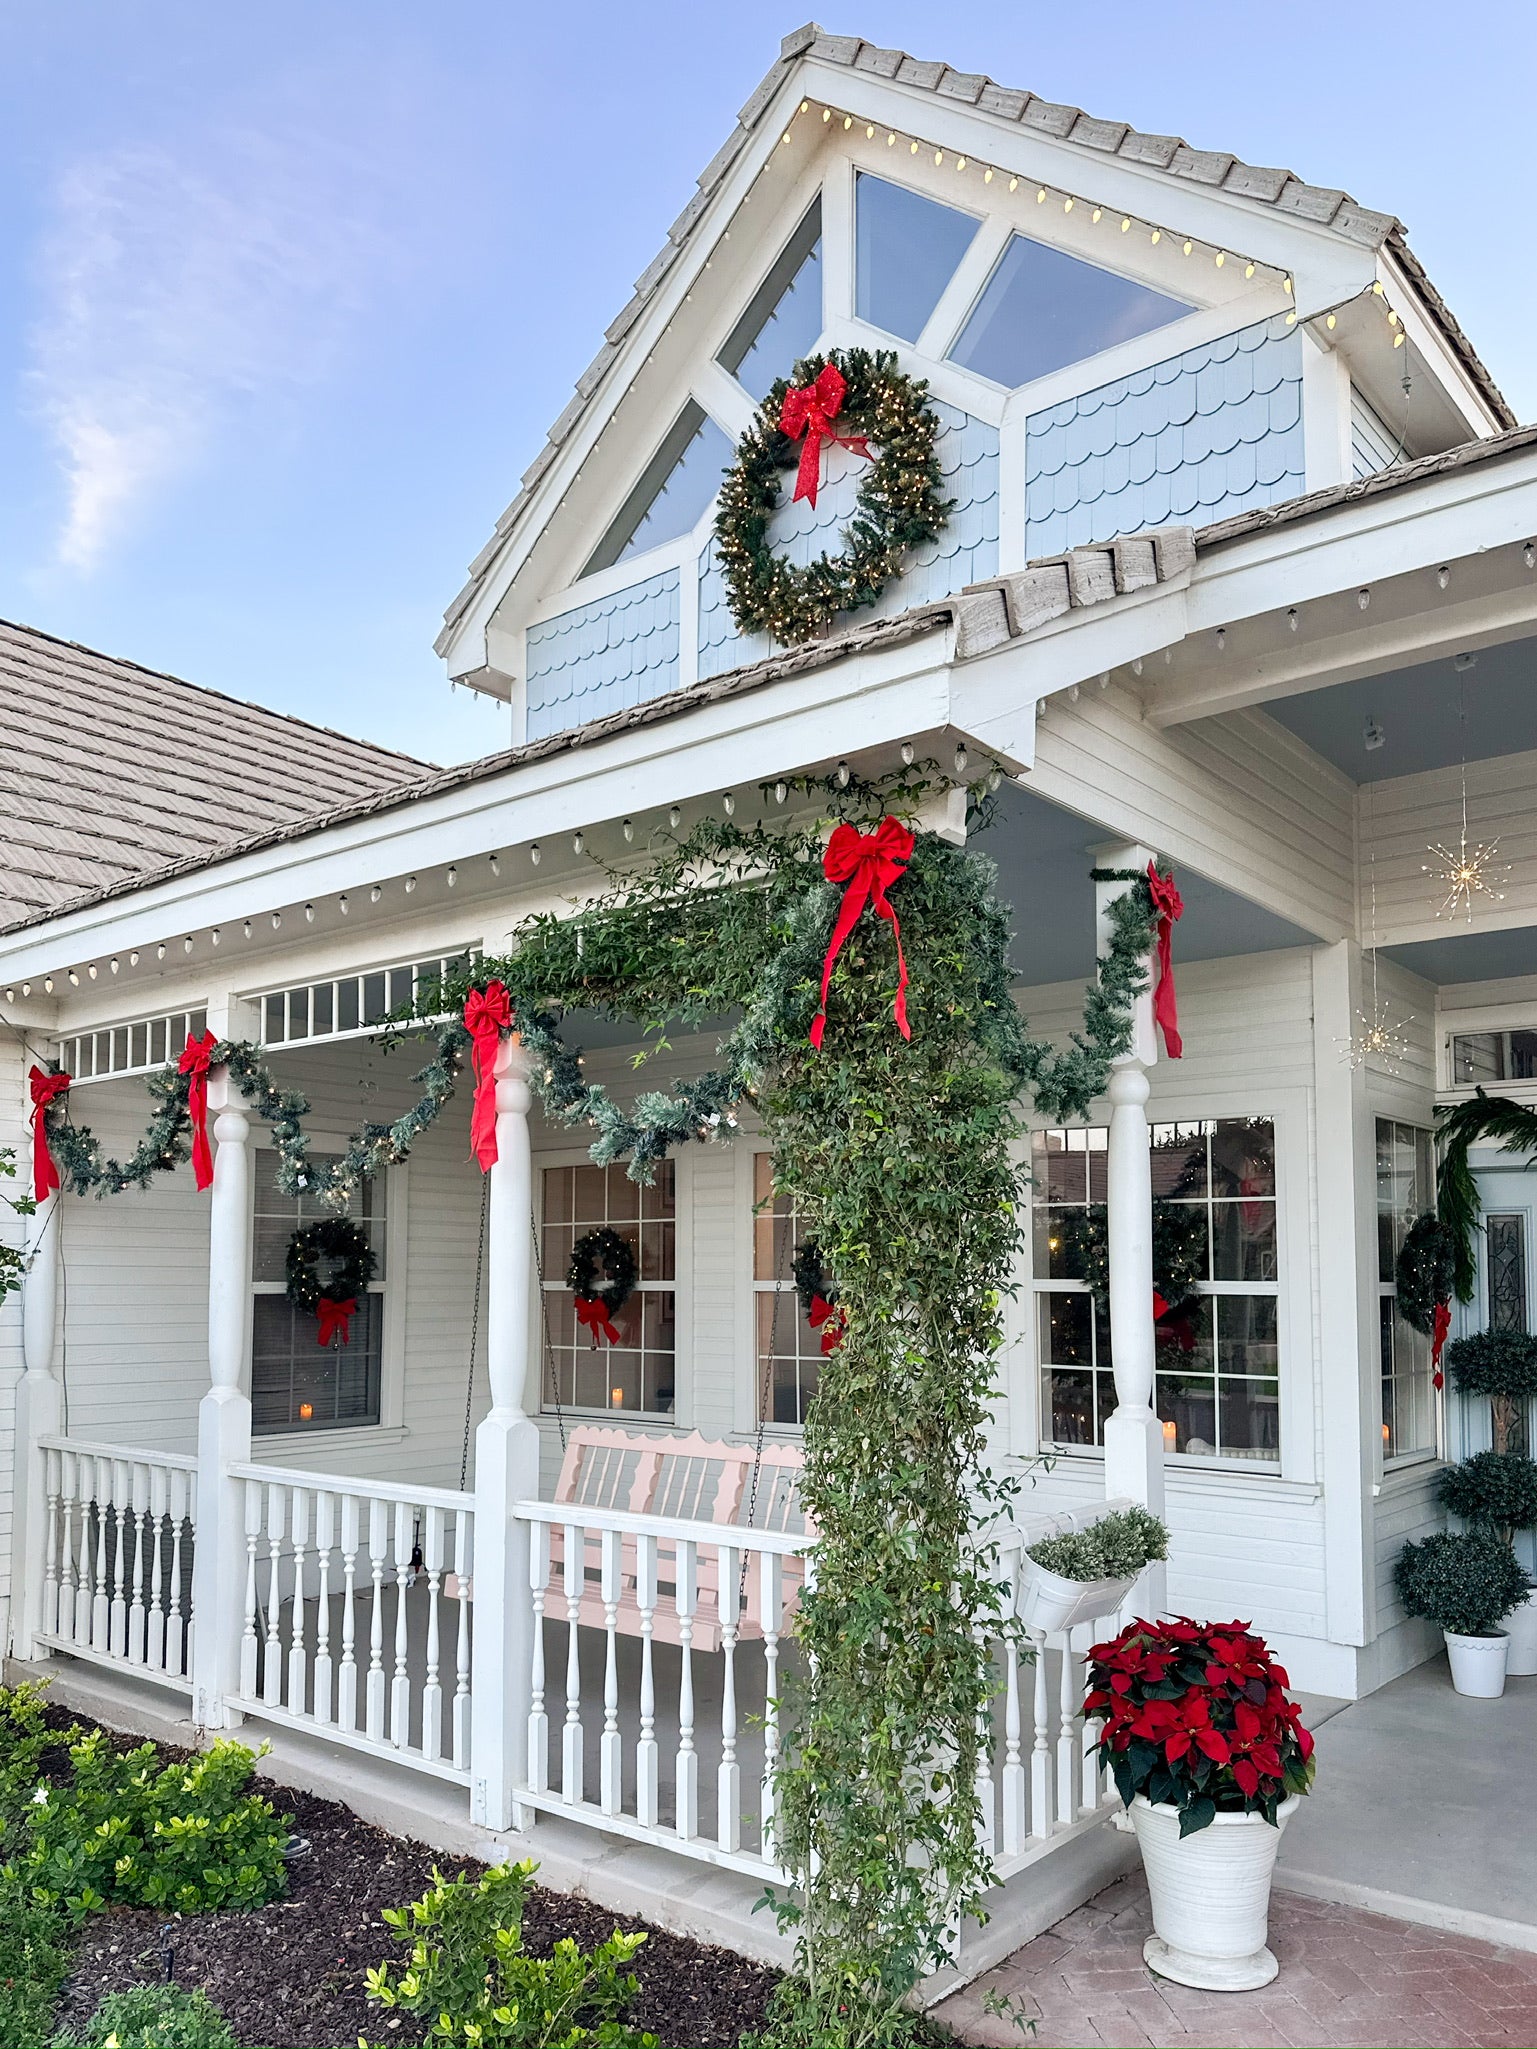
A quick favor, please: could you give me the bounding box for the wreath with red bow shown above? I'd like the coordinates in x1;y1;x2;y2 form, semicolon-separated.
567;1227;638;1347
285;1216;377;1349
792;1240;846;1354
712;346;949;644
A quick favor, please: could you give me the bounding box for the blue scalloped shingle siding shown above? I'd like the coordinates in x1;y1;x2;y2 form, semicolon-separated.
1023;314;1303;558
525;571;680;740
697;399;999;681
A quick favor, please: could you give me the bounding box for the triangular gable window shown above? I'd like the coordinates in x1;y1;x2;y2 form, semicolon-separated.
718;199;823;401
583;401;733;576
855;172;979;343
948;234;1193;389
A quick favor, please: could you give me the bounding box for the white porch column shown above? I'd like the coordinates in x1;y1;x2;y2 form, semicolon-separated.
469;1035;541;1831
190;1069;253;1729
12;1193;62;1658
1094;844;1168;1615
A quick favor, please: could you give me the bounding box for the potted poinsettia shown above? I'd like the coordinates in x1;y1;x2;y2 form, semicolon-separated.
1085;1616;1315;1992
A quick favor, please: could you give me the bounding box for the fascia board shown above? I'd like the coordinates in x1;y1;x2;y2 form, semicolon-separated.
1378;250;1504;439
0;633;958;980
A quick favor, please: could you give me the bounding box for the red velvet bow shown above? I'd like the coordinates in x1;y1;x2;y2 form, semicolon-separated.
1432;1300;1452;1389
575;1295;622;1346
315;1296;357;1347
28;1066;71;1202
463;982;512;1172
808;1293;846;1354
1153;1290;1198;1354
1147;863;1184;1060
810;816;915;1051
779;364;872;509
177;1030;221;1192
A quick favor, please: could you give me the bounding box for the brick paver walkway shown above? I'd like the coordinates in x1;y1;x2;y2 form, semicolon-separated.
932;1874;1537;2048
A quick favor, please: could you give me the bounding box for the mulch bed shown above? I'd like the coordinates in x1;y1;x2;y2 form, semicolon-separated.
52;1768;778;2048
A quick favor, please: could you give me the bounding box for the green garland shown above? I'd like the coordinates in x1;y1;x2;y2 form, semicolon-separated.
712;348;949;644
1436;1091;1537;1303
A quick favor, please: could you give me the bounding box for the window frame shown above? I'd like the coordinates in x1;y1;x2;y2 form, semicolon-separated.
743;1148;827;1434
247;1141;408;1446
1375;1116;1443;1471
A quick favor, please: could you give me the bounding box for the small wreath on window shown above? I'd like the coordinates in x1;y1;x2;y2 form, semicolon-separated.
1395;1211;1457;1338
792;1238;845;1354
712;346;950;644
285;1216;377;1348
567;1227;638;1348
1052;1204;1208;1352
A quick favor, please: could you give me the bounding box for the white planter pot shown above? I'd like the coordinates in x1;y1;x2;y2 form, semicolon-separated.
1016;1557;1139;1632
1130;1793;1299;1991
1503;1591;1537;1678
1445;1628;1510;1697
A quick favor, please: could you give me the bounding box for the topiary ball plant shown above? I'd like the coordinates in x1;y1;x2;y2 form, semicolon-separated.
1395;1530;1530;1639
1437;1450;1537;1544
1443;1330;1537;1454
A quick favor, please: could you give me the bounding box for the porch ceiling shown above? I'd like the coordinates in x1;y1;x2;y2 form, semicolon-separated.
1267;632;1537;784
1382;926;1537;986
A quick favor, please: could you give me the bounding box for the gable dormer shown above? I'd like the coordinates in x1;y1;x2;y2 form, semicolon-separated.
439;27;1512;739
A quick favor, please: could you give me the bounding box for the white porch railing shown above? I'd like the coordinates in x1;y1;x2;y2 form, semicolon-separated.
226;1462;475;1783
36;1437;198;1691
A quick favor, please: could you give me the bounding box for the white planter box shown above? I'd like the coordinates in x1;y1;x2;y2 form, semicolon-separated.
1445;1627;1510;1697
1131;1793;1299;1991
1016;1555;1139;1633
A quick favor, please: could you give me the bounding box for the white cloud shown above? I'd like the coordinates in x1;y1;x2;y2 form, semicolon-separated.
30;89;419;570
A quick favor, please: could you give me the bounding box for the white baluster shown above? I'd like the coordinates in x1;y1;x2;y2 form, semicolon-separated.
109;1460;131;1656
288;1488;310;1716
338;1493;361;1732
562;1521;584;1804
312;1493;335;1724
391;1503;413;1748
166;1472;188;1676
1056;1630;1078;1823
599;1528;623;1816
759;1552;783;1862
126;1464;149;1663
635;1532;658;1830
1002;1595;1026;1858
1082;1702;1103;1811
975;1625;996;1862
71;1455;93;1644
263;1483;285;1707
240;1479;263;1699
146;1467;168;1672
1030;1625;1051;1837
717;1543;742;1853
365;1498;388;1742
452;1509;473;1771
57;1452;80;1643
527;1519;550;1795
91;1459;111;1647
421;1507;445;1764
41;1449;60;1640
675;1537;698;1841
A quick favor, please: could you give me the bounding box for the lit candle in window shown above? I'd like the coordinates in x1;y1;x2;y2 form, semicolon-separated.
299;1402;314;1422
612;1388;625;1408
1162;1419;1178;1449
1383;1422;1391;1445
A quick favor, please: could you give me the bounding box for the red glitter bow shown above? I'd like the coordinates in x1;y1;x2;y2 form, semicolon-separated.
808;1293;846;1354
28;1066;71;1202
779;364;872;509
1432;1300;1452;1389
316;1296;357;1347
1147;863;1184;1060
463;982;512;1172
810;816;915;1051
177;1030;221;1191
575;1295;622;1347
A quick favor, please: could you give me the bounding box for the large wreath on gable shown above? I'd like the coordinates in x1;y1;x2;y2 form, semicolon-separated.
285;1216;377;1348
713;346;950;644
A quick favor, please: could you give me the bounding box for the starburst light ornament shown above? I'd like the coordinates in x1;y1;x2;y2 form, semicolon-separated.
1337;998;1415;1072
1423;824;1508;922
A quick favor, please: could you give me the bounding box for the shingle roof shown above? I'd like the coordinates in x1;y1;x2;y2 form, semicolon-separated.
0;619;431;928
436;22;1514;660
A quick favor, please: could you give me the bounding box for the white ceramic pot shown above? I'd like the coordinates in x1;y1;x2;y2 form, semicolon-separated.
1503;1590;1537;1678
1016;1558;1139;1632
1130;1793;1299;1991
1445;1628;1510;1697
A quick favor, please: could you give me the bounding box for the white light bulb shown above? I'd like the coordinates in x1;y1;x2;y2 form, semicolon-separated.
1215;627;1227;650
623;818;634;843
835;761;850;788
338;894;349;915
774;781;787;804
129;950;139;966
242;921;251;939
445;866;456;888
44;976;54;994
722;792;735;816
157;943;167;960
529;842;542;865
572;831;583;855
901;741;914;766
405;875;417;893
370;884;382;903
954;744;969;773
68;970;79;987
489;853;500;876
183;936;194;953
1525;542;1536;570
1437;566;1451;590
1287;608;1299;631
87;962;97;980
1358;588;1371;611
304;903;315;922
210;928;220;946
668;806;681;828
110;957;119;975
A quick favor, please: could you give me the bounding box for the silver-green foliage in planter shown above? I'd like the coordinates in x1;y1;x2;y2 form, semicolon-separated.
1026;1505;1169;1583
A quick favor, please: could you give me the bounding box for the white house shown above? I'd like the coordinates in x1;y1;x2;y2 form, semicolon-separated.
3;24;1536;1967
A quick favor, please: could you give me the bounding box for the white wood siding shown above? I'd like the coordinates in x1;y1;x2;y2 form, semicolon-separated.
1362;750;1537;944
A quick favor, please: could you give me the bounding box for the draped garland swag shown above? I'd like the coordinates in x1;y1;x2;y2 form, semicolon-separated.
30;764;1173;2048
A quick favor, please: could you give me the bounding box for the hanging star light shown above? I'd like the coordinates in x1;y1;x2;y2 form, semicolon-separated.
1423;824;1508;921
1337;997;1415;1071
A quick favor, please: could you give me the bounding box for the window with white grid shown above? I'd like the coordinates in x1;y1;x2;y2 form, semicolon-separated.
250;1150;385;1433
752;1153;824;1427
540;1162;676;1417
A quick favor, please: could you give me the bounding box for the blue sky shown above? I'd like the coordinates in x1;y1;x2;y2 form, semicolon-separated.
1;2;1532;766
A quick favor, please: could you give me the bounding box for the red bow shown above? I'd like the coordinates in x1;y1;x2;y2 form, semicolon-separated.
810;816;915;1051
316;1296;357;1347
1432;1300;1452;1389
1147;863;1184;1059
178;1030;221;1192
1153;1290;1197;1354
28;1066;71;1202
779;364;872;509
808;1293;846;1354
463;982;512;1172
575;1295;622;1346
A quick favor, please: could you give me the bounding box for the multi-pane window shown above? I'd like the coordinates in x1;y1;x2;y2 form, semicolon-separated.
752;1155;822;1426
1033;1118;1281;1465
949;233;1192;390
1449;1029;1537;1086
251;1152;385;1433
854;172;979;342
540;1162;676;1416
582;403;733;576
1376;1120;1439;1461
718;199;823;401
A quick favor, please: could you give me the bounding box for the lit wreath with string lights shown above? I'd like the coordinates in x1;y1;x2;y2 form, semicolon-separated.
567;1228;638;1315
712;346;950;643
285;1215;377;1344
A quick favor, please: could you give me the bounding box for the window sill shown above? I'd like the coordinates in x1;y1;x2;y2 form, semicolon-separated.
251;1423;409;1459
1031;1445;1315;1500
1381;1451;1442;1482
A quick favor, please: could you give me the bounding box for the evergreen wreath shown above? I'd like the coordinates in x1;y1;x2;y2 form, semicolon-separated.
1395;1211;1457;1336
713;347;949;644
1053;1201;1208;1319
566;1227;638;1314
284;1215;377;1313
791;1238;836;1314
